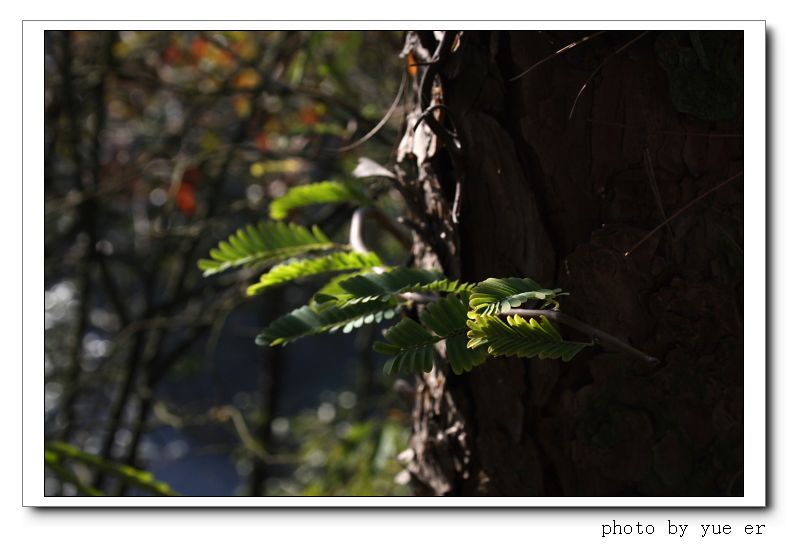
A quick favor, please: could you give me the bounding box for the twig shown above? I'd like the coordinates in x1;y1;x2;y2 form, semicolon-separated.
509;31;606;82
624;170;743;257
414;104;462;152
213;405;296;465
397;292;658;364
501;309;659;365
329;71;406;153
350;206;411;257
569;31;649;120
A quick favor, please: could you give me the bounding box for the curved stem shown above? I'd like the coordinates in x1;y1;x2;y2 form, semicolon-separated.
396;292;658;364
350;206;411;256
501;309;659;365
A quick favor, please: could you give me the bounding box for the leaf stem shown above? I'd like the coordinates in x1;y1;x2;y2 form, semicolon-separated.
501;309;659;365
398;292;658;364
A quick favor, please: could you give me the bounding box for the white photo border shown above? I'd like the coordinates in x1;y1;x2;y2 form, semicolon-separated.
23;20;766;507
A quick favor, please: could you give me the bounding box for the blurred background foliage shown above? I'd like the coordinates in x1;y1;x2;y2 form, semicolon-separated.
44;30;412;496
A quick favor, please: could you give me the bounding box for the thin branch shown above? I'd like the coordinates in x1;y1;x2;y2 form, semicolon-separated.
397;291;658;364
569;31;649;120
329;71;406;153
501;309;659;365
350;206;411;257
213;405;296;465
624;170;743;257
509;31;606;82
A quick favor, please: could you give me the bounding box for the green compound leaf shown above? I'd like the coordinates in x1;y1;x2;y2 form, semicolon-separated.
198;221;341;277
373;318;437;375
256;300;400;346
468;277;567;316
247;251;382;296
420;294;488;374
269;180;370;220
332;267;448;304
467;314;591;362
373;295;488;376
311;270;380;305
313;270;472;305
416;278;476;296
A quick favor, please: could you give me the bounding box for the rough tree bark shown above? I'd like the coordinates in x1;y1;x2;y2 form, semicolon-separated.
396;31;743;496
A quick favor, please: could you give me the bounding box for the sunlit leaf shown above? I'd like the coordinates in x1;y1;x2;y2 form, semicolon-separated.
247;251;382;295
198;221;342;276
269;181;370;220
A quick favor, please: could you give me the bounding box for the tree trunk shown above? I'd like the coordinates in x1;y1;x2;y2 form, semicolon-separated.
398;31;744;496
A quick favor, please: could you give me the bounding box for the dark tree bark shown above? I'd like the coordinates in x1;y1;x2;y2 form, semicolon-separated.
397;31;743;496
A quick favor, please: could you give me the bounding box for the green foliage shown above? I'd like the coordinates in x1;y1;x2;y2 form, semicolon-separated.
256;300;400;346
374;318;437;374
469;277;566;316
269;181;370;220
200;206;592;375
327;266;447;303
467;314;591;362
45;441;179;496
198;221;341;277
411;278;476;296
374;295;487;375
247;251;382;296
312;271;375;304
422;295;488;374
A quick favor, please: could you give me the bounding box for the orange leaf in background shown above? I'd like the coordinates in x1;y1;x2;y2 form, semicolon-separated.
191;37;208;61
175;167;201;215
406;53;418;77
177;182;197;216
254;133;269;152
299;106;319;126
216;49;234;66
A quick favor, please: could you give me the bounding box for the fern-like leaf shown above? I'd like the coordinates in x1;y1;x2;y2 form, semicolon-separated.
198;221;341;277
256;300;399;346
269;181;370;220
311;271;379;304
373;295;487;375
469;277;566;316
467;314;591;362
247;251;382;296
330;267;447;304
420;294;488;374
373;318;437;374
417;278;476;296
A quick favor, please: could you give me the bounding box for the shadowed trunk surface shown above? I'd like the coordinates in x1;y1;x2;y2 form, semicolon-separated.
399;30;743;496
